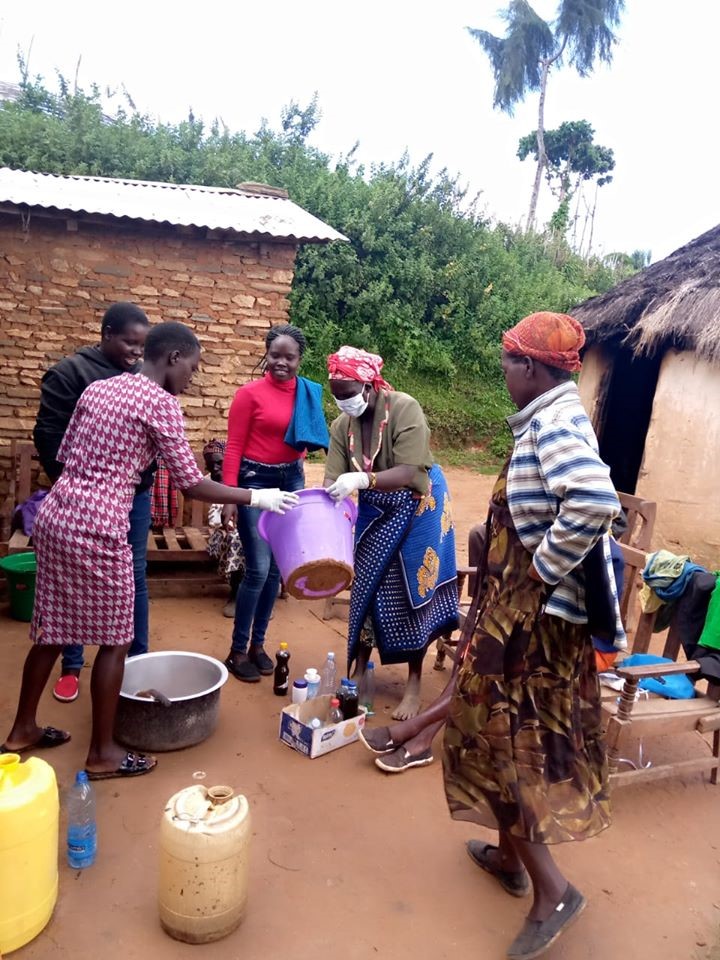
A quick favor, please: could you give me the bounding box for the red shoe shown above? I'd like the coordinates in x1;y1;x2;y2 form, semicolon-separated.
53;674;80;703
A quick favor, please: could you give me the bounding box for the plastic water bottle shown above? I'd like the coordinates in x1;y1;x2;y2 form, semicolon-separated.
359;661;376;716
328;697;343;724
319;652;337;696
67;771;97;869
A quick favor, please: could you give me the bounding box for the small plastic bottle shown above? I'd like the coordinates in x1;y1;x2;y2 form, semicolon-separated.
67;770;97;869
273;642;291;697
304;668;321;699
359;661;376;716
291;678;308;704
328;697;343;724
319;652;337;696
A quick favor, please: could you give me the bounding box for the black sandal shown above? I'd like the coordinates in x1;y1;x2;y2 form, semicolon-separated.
85;751;157;781
466;841;530;898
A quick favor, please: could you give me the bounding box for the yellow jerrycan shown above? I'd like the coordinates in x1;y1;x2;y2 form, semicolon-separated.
0;753;59;954
159;784;251;944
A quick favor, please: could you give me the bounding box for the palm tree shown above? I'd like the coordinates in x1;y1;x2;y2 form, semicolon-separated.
467;0;624;230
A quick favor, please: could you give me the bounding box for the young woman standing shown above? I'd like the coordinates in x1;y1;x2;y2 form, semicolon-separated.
222;324;327;682
1;321;297;779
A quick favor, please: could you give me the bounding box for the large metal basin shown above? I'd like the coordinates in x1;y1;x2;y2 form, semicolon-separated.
115;651;228;752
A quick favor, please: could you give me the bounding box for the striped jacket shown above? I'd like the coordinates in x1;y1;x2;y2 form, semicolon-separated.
506;381;627;649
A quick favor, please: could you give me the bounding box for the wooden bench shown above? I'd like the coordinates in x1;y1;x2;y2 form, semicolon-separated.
0;440;216;572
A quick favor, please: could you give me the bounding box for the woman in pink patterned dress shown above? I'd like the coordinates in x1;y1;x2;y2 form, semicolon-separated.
1;322;298;780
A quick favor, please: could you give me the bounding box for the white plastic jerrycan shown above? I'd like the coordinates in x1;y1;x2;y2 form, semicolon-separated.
159;784;251;944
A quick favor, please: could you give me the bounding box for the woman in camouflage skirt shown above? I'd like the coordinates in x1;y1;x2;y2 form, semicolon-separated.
443;312;624;960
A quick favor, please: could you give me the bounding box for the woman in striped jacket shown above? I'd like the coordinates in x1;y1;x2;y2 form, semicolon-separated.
443;312;623;960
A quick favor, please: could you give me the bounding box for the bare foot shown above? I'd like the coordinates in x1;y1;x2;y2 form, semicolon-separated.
392;691;421;720
392;668;422;720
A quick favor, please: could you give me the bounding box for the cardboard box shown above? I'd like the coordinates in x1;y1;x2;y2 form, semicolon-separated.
279;694;366;758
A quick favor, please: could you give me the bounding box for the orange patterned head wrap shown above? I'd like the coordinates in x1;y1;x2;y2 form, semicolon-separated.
502;312;585;372
327;345;393;391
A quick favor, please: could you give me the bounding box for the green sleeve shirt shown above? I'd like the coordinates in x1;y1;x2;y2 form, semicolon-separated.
324;390;433;495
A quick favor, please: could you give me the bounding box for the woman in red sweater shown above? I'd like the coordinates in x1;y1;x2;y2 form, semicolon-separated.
222;324;314;682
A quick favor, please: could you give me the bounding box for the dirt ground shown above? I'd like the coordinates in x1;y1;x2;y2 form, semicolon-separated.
2;465;719;960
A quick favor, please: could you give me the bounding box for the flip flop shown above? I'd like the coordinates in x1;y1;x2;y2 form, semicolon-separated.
506;884;586;958
466;841;530;898
0;726;71;755
358;726;395;754
85;751;157;781
374;747;433;773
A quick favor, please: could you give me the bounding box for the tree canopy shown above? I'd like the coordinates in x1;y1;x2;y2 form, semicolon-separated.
0;71;639;460
468;0;625;228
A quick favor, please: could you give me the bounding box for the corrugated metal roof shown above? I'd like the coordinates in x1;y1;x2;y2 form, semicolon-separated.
0;166;348;243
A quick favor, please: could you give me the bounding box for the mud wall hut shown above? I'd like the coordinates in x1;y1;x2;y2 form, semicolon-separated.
0;167;346;496
573;225;720;567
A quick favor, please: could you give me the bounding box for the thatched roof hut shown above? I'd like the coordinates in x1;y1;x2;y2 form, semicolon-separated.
574;224;720;362
575;225;720;566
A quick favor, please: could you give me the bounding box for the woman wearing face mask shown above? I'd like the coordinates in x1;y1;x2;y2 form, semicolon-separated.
1;321;298;780
222;323;328;682
324;346;458;726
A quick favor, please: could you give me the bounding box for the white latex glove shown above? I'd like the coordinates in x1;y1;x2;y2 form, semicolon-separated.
326;472;370;501
250;488;300;514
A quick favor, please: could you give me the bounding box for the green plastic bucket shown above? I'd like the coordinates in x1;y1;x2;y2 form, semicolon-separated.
0;552;37;622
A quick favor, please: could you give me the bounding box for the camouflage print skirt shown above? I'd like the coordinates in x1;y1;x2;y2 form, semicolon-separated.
442;468;611;845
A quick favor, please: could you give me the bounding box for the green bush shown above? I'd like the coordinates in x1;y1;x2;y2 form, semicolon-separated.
0;77;637;454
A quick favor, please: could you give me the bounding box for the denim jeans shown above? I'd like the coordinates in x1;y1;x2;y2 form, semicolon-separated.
231;458;304;654
62;489;151;671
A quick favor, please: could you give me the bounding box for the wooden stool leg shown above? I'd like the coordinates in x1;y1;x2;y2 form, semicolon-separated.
433;638;447;671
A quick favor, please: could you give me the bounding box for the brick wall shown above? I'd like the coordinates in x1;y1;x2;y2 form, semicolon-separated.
0;211;298;496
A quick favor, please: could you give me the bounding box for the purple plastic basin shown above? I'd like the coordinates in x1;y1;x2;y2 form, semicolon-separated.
257;488;357;600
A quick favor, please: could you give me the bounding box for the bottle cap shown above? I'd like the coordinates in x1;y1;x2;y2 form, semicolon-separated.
309;718;322;729
293;679;308;689
330;697;340;707
279;642;289;650
367;661;375;670
304;668;320;680
327;652;335;660
75;770;88;784
340;677;351;687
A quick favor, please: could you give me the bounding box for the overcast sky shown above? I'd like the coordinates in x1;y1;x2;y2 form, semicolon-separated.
0;2;717;262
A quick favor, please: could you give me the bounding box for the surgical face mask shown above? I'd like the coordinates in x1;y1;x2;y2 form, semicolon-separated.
334;389;368;418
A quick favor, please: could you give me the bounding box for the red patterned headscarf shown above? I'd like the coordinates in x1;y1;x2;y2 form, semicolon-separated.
502;312;585;372
203;439;226;457
327;346;393;391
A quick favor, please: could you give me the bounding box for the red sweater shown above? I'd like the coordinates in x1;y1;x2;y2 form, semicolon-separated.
222;373;303;485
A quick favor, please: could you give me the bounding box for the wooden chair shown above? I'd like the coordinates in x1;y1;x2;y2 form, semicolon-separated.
434;490;658;670
616;491;656;552
605;626;720;788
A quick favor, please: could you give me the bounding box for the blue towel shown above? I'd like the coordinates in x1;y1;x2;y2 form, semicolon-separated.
619;653;695;700
284;376;330;453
